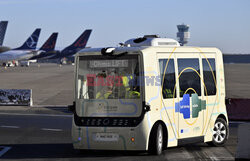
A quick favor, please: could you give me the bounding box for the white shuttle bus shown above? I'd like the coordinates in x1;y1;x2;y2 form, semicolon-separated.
70;36;228;155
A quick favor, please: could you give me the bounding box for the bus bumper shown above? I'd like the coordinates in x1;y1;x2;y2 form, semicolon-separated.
72;120;149;151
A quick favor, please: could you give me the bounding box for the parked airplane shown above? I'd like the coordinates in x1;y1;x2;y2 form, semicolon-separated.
0;21;10;53
29;32;58;60
46;29;92;60
0;28;41;66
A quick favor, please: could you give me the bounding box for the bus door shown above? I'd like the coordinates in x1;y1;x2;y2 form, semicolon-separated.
157;53;178;136
200;53;217;136
176;54;204;139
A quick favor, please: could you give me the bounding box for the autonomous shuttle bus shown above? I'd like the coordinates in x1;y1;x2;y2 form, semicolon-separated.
70;36;228;155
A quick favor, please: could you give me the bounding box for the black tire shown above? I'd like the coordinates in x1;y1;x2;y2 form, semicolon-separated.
148;124;163;155
207;117;229;146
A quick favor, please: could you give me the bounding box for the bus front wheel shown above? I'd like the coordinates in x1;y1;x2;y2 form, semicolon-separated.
148;123;163;155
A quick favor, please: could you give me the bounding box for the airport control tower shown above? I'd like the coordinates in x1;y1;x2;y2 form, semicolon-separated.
177;24;190;46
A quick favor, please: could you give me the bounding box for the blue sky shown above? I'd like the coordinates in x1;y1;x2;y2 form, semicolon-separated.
1;0;250;53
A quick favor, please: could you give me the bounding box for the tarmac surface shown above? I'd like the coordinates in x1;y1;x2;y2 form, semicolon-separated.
224;63;250;98
0;63;248;105
0;108;239;161
0;63;248;160
0;63;74;106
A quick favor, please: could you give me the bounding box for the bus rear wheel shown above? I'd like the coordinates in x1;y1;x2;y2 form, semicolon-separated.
148;124;163;155
207;118;228;146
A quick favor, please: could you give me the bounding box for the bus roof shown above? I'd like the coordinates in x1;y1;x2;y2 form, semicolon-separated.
76;46;222;57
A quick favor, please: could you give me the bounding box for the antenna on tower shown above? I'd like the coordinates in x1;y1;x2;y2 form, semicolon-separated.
177;24;190;46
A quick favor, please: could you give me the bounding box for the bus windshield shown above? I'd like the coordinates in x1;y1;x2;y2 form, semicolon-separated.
77;55;141;100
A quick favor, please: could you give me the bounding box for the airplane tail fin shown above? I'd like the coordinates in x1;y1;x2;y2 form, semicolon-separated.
0;21;8;46
40;32;58;52
14;28;41;50
67;29;92;50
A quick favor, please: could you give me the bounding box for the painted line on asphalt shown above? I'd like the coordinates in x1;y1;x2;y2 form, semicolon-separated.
0;125;19;128
0;146;11;157
180;147;194;159
229;121;248;124
33;105;69;108
210;157;234;161
164;147;194;160
0;112;72;118
201;146;234;161
41;128;63;132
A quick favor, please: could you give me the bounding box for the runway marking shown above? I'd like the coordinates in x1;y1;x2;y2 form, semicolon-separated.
0;112;72;118
0;146;11;157
229;121;248;124
0;125;19;128
41;128;63;132
33;105;69;108
201;147;234;161
180;147;193;159
164;147;194;160
209;157;235;161
185;146;208;160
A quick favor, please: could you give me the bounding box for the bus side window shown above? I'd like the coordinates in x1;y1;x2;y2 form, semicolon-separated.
159;59;176;99
202;58;216;95
177;58;201;97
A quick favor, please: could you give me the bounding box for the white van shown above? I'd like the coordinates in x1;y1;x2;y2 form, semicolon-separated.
70;36;228;155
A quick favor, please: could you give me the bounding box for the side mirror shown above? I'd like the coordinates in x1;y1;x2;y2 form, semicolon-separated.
101;47;115;56
225;98;231;105
68;101;76;112
143;101;151;112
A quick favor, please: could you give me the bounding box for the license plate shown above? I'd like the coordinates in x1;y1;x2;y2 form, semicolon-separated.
93;133;119;142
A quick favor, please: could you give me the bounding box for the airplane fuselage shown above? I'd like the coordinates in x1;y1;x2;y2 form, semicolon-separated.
47;48;80;60
0;50;37;63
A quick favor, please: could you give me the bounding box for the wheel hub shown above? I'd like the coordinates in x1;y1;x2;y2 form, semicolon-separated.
213;121;226;143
